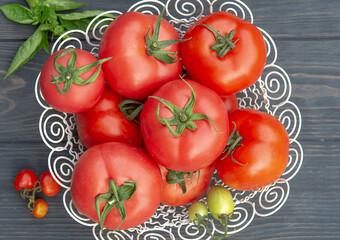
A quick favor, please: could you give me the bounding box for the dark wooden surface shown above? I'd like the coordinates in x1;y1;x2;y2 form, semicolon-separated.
1;0;339;239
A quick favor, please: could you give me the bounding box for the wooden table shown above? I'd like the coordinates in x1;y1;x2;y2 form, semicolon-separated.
1;0;339;239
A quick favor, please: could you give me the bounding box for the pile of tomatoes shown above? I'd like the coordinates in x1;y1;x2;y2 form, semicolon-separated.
37;8;290;235
14;169;61;218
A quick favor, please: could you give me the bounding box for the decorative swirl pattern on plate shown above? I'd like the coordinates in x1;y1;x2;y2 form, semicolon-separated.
210;0;253;23
35;1;303;239
254;179;290;217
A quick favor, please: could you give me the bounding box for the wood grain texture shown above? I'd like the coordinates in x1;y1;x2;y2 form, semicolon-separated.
0;0;339;239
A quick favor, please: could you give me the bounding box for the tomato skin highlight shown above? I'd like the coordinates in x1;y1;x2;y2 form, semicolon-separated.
39;171;61;197
32;199;48;218
39;48;105;113
215;109;290;191
75;85;143;149
14;169;38;191
70;142;162;230
140;79;229;172
181;11;267;95
159;164;214;206
98;12;183;100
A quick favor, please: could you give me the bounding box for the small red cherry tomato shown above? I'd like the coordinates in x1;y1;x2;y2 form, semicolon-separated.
32;199;48;218
39;171;61;197
14;169;38;191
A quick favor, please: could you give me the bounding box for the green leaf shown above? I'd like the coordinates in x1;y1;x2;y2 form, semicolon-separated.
41;6;57;22
0;4;34;24
57;10;111;20
41;30;50;53
26;0;42;10
5;27;46;78
58;11;115;31
44;0;86;11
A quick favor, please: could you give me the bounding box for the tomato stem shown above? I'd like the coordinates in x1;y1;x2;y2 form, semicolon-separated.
197;24;239;58
222;122;247;166
149;79;220;137
95;179;137;230
145;8;188;64
51;48;111;94
166;169;200;194
118;99;144;124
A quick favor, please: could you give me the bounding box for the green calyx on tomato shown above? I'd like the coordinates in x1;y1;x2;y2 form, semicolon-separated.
221;122;247;166
95;179;137;230
198;24;239;58
51;48;111;94
166;169;200;194
149;79;220;137
118;99;144;124
145;8;186;64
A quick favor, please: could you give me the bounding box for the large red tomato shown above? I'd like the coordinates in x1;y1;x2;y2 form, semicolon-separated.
70;142;162;230
40;48;108;113
140;79;229;172
98;10;183;100
181;11;267;95
75;85;143;149
215;109;290;191
221;94;238;114
159;164;214;206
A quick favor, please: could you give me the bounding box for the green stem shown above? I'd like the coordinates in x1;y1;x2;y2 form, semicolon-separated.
149;79;220;137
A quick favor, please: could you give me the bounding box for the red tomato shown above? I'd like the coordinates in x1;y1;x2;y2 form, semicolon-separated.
14;169;38;191
39;171;61;197
98;11;183;100
70;142;162;230
215;109;290;191
39;48;107;113
140;79;229;172
181;11;267;95
32;199;48;218
75;85;143;149
159;164;214;206
221;94;238;114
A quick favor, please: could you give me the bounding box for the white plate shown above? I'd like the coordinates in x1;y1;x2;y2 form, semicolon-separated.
35;1;303;239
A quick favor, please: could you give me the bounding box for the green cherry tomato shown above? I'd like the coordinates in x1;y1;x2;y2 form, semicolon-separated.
188;201;208;223
207;185;234;220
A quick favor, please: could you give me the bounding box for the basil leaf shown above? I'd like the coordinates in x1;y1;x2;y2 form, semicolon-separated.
58;11;115;31
44;0;86;12
26;0;43;10
57;10;113;20
41;7;57;22
41;30;50;53
0;4;34;24
5;27;46;78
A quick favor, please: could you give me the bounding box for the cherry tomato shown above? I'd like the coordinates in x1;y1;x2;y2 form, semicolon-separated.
14;169;38;191
71;142;163;230
75;84;143;149
181;11;267;95
32;199;48;218
140;79;229;172
215;109;290;191
99;10;183;100
207;185;234;220
39;171;61;197
40;48;108;113
188;201;208;223
159;164;214;206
